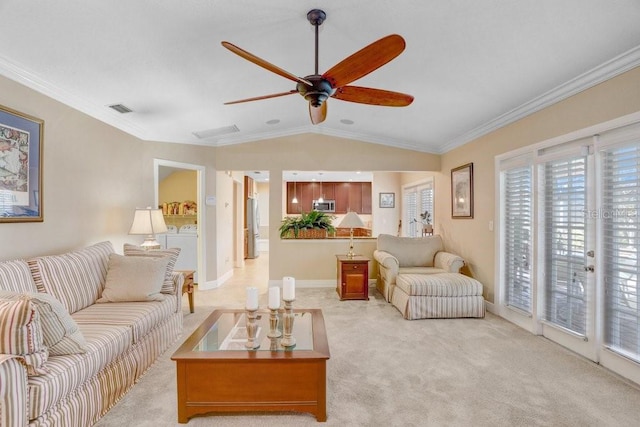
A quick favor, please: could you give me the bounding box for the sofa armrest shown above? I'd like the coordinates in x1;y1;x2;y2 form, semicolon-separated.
373;250;399;272
171;272;185;313
0;355;28;426
434;251;464;273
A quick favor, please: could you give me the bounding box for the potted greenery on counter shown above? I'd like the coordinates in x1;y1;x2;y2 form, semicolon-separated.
279;210;336;239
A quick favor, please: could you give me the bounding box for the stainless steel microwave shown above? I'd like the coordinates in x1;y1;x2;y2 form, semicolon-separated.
312;199;335;212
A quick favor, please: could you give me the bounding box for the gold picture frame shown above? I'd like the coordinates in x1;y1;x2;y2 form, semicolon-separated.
451;163;473;219
0;104;44;222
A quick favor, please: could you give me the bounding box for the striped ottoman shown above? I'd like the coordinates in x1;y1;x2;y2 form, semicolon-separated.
391;273;485;319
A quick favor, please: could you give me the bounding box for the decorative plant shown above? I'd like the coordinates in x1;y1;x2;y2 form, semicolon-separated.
420;210;432;225
279;210;336;238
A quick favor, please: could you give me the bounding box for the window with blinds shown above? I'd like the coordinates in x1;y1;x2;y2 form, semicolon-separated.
404;190;418;237
503;166;533;312
543;156;587;335
420;186;434;226
602;143;640;362
403;182;433;237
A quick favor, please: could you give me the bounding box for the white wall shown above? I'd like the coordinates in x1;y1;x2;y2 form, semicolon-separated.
372;172;402;236
0;74;222;286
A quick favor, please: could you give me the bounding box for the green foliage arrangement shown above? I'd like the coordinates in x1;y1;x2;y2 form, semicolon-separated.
279;210;336;238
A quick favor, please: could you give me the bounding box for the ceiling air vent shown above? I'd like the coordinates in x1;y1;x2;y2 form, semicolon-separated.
108;103;133;114
192;125;239;140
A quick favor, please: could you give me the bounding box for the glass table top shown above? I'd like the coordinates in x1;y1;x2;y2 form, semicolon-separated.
193;311;314;352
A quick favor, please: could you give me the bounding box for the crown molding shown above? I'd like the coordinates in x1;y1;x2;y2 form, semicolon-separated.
439;44;640;154
3;44;639;155
0;53;151;140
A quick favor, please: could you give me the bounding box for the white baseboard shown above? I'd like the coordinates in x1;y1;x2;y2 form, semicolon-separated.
266;279;377;289
199;269;233;290
485;300;496;314
267;279;335;288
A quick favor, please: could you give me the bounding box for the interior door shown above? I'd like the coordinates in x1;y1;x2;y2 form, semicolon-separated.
540;148;597;360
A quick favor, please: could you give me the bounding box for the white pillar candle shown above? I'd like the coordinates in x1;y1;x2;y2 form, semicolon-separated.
268;286;280;310
245;286;259;310
283;276;295;300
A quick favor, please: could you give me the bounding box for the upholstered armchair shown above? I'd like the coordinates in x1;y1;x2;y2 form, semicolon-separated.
373;234;464;302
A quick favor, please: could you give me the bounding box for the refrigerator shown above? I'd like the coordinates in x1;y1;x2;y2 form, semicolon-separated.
246;198;260;259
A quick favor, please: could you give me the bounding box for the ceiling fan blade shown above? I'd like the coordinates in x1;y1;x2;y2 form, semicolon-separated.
309;102;327;125
224;90;298;105
332;86;414;107
322;34;406;88
221;41;312;87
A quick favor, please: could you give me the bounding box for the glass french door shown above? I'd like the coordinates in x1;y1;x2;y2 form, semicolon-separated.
499;120;640;383
540;150;597;360
403;181;434;237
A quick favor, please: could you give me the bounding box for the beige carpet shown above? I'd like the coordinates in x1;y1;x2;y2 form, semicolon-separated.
95;287;640;427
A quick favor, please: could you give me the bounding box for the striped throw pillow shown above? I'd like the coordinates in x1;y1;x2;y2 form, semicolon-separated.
0;259;38;293
28;241;114;314
0;297;49;376
0;291;87;355
123;244;180;294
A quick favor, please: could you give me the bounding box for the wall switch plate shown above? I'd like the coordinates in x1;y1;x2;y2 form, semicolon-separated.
489;220;494;231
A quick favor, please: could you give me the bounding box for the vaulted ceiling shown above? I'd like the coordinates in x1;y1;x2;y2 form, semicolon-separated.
1;1;639;154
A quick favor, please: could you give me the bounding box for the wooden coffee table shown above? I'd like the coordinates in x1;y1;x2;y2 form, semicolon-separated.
171;308;330;423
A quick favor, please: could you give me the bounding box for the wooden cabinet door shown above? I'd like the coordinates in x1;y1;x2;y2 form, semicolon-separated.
287;182;303;214
349;182;363;213
361;182;372;214
334;182;350;214
300;182;318;213
319;182;335;200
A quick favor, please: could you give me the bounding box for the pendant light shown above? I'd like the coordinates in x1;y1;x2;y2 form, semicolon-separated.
318;172;324;203
292;172;298;204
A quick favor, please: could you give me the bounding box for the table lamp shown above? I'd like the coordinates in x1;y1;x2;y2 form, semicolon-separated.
128;207;168;249
337;211;365;258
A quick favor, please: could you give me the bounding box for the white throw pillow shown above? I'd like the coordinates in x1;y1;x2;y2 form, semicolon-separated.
98;254;169;303
122;244;180;294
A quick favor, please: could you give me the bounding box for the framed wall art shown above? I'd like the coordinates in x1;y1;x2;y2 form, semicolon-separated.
451;162;473;219
0;105;44;222
379;192;395;208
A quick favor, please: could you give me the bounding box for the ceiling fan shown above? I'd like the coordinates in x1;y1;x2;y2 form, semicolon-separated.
221;9;414;125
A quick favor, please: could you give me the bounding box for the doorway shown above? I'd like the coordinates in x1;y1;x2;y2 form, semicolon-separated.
154;159;206;285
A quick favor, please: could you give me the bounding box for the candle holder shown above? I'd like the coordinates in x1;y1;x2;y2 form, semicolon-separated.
269;335;279;351
267;308;282;338
280;298;296;348
244;308;260;349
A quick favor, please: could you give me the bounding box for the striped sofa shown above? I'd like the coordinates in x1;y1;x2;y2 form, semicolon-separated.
373;234;485;319
0;242;184;426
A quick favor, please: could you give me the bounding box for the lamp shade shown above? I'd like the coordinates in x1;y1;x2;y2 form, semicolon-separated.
129;208;168;235
337;211;365;229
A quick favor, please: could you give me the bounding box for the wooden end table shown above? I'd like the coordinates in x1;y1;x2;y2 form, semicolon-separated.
336;255;369;300
177;270;195;313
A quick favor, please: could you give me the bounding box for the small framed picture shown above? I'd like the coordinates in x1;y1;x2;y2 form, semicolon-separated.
451;162;473;219
379;192;395;208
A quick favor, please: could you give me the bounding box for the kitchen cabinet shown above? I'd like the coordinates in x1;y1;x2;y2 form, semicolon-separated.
361;182;372;214
286;182;372;214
